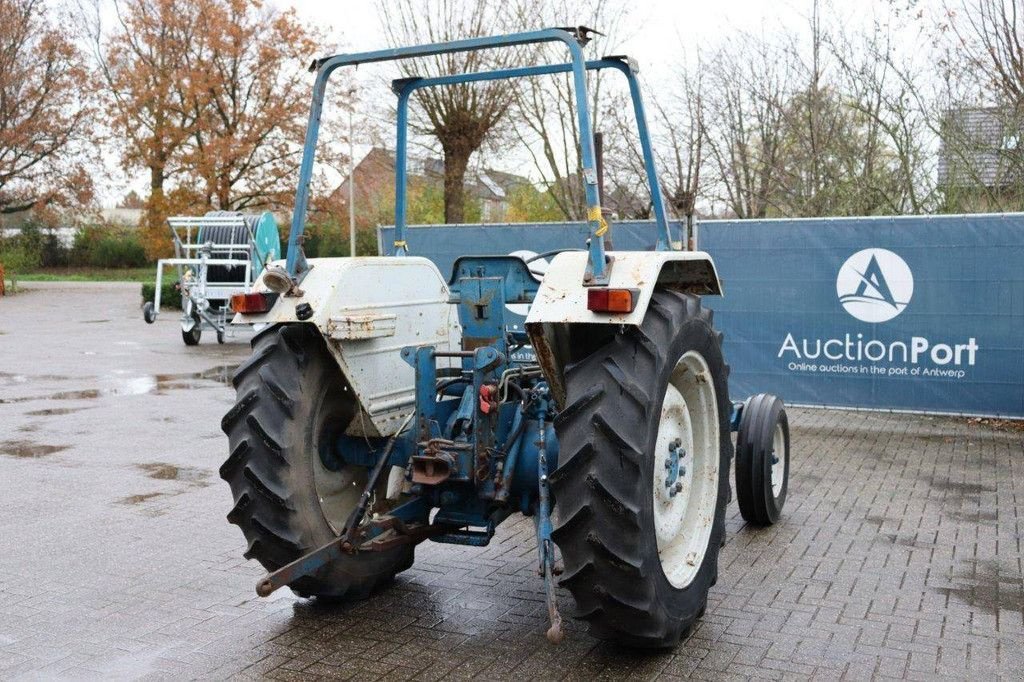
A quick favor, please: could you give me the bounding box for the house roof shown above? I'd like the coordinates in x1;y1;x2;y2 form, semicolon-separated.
938;107;1023;189
333;147;531;202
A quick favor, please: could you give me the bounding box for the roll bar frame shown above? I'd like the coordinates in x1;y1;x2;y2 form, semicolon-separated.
285;28;673;283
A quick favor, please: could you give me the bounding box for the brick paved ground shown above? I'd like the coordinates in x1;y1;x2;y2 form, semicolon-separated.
1;283;1022;680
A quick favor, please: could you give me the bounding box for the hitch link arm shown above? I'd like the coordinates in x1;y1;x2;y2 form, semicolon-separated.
535;411;564;644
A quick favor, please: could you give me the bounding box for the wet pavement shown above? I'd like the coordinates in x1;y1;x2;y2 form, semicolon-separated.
1;282;1022;680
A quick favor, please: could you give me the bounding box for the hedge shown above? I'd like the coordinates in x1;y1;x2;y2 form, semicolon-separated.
141;280;182;309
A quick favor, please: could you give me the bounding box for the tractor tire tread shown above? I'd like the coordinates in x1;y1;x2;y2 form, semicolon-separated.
551;291;732;648
221;323;412;599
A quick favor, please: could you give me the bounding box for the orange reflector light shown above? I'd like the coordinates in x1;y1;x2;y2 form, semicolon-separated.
587;287;637;313
230;292;272;314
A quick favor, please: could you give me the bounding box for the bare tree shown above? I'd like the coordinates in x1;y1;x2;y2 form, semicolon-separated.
508;0;632;220
654;64;706;243
828;14;937;213
935;0;1024;210
379;0;518;223
949;0;1024;105
702;33;794;218
603;61;705;243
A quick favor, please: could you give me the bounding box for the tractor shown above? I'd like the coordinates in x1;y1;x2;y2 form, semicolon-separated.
219;27;790;648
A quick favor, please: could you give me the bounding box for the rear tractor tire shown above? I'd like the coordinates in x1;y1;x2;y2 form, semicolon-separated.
735;393;789;526
220;323;413;599
551;291;733;648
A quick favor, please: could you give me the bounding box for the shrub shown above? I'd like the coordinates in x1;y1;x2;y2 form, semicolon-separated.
0;242;41;292
71;225;104;265
90;232;148;268
302;222;379;258
141;280;182;309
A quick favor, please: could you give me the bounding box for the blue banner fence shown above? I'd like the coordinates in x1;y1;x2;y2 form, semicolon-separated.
380;214;1024;418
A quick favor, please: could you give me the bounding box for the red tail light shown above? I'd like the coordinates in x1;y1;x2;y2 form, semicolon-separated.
587;287;638;313
230;292;274;314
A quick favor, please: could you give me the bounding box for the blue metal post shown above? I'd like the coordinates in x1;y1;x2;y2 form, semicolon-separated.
564;41;607;280
393;85;414;257
388;59;672;268
285;71;329;276
611;62;673;250
285;30;673;278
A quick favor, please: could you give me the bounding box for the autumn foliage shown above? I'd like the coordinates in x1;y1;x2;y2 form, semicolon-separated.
98;0;320;258
0;0;96;216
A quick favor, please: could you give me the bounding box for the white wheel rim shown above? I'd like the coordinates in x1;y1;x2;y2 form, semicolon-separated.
653;350;720;589
313;455;366;535
771;422;786;497
311;399;365;535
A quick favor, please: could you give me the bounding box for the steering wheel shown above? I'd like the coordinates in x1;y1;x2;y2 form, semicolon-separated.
524;248;585;264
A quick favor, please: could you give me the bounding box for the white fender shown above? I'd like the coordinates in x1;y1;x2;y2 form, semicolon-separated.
525;250;722;406
234;257;461;437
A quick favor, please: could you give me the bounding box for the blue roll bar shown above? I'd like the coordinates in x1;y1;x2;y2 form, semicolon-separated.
391;58;672;257
285;28;672;282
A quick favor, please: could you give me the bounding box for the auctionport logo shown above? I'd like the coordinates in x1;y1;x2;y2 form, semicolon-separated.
779;246;978;379
835;248;913;323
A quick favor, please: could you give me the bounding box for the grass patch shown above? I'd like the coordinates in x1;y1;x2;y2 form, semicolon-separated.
16;267;154;282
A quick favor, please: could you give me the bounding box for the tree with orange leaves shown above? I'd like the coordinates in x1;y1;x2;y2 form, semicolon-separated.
185;0;321;212
94;0;322;257
0;0;96;216
93;0;206;257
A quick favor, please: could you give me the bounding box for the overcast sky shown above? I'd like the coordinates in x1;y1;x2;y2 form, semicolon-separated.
104;0;945;205
283;0;937;77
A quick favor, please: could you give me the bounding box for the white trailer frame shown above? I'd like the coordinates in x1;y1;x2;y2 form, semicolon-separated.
145;215;263;343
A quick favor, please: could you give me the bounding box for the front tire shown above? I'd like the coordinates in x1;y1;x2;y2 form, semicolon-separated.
551;291;732;648
735;394;789;526
220;323;414;598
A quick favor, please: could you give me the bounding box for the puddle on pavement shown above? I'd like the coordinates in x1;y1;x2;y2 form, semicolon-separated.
0;373;28;387
118;492;166;505
25;406;92;417
928;479;995;496
0;440;69;458
933;559;1024;616
137;462;212;487
0;365;236;405
946;508;998;524
0;371;72;387
152;365;235;390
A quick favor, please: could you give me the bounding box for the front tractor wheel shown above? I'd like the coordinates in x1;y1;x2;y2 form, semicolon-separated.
735;393;790;526
551;291;732;648
220;323;413;599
